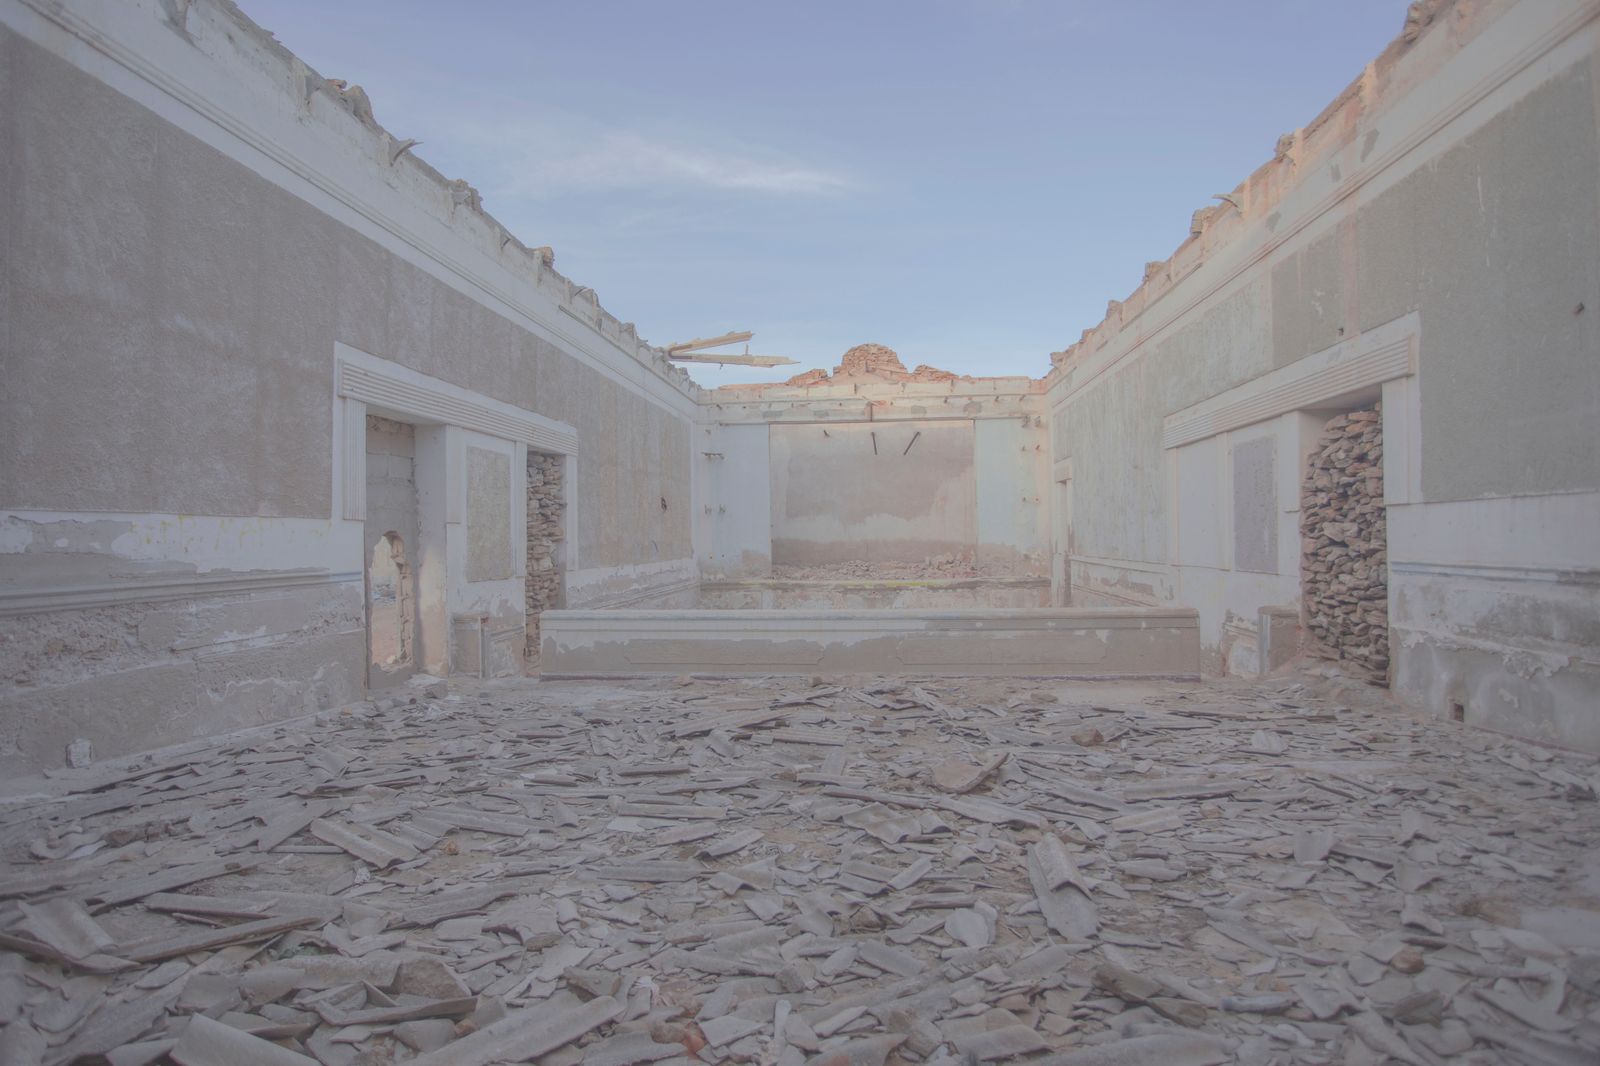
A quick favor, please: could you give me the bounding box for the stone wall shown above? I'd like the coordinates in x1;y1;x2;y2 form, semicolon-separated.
1301;404;1388;681
525;452;566;664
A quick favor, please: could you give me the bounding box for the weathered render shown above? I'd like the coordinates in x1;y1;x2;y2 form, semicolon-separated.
0;0;699;772
700;346;1050;607
1;0;1598;771
1044;0;1600;750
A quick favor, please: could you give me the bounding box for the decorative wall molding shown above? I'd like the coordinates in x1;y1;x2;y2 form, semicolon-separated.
0;569;360;617
340;398;367;522
1163;327;1416;451
336;359;578;455
1389;560;1600;587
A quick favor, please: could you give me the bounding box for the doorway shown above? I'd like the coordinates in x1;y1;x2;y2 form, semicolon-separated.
364;414;420;688
367;531;415;683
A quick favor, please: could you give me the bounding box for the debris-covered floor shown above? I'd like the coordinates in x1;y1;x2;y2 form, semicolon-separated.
3;673;1599;1066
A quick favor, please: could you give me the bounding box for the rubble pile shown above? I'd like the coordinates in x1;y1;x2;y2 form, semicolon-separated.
1;672;1597;1065
837;344;912;378
777;347;961;388
1301;405;1389;681
525;452;566;663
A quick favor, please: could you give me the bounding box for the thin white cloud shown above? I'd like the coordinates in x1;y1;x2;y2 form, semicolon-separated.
430;108;851;201
525;131;851;196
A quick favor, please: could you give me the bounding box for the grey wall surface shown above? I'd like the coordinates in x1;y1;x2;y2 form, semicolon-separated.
1059;280;1273;565
364;417;419;555
0;26;693;567
466;447;513;582
1044;20;1600;749
1056;57;1600;568
769;421;977;565
1232;435;1278;575
0;21;694;771
1358;65;1600;501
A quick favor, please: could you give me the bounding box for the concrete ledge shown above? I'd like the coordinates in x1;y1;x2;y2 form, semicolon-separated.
699;577;1050;610
540;607;1200;678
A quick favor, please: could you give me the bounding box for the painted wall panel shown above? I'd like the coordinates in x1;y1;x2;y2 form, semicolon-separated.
974;419;1048;572
1232;434;1278;575
769;421;976;566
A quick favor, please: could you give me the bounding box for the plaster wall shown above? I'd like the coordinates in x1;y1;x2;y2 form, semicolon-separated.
0;0;699;770
364;418;420;557
445;430;527;678
704;379;1050;580
770;421;977;566
698;423;773;578
1044;0;1600;747
1157;413;1323;676
1388;491;1600;750
974;419;1049;573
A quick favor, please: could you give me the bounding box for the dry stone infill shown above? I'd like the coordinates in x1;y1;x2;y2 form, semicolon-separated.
1;672;1597;1064
1301;404;1389;681
525;452;566;662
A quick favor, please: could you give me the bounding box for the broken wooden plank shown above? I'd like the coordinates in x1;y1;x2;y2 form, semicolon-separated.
17;897;117;960
81;857;263;909
406;994;623;1066
1122;777;1249;802
584;861;702;883
611;802;726;821
171;1014;317;1066
254;799;339;851
121;913;319;963
308;817;419;867
1026;841;1097;940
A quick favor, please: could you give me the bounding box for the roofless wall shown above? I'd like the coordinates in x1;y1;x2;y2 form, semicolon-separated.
1;0;1597;769
1044;0;1600;750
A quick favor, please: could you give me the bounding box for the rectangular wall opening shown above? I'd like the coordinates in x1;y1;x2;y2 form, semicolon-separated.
1300;401;1389;683
364;414;419;689
525;450;566;669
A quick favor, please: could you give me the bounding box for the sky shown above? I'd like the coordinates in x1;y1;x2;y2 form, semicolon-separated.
243;1;1407;387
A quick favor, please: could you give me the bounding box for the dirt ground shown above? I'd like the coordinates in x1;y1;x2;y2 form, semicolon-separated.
2;671;1597;1065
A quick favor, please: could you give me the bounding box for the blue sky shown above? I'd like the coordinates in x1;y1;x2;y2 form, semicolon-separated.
244;1;1406;386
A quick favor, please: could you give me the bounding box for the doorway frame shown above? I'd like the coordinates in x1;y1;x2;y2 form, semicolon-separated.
332;343;579;684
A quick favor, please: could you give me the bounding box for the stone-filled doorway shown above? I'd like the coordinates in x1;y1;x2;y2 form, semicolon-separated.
525;450;566;668
1300;402;1389;682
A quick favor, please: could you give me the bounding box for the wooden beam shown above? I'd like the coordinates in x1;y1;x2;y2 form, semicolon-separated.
666;353;797;367
666;330;754;354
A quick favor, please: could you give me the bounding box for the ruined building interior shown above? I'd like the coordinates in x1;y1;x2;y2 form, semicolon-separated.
1;0;1599;1063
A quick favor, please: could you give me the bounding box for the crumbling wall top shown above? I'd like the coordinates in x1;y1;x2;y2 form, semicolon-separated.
720;343;1018;397
1043;0;1479;389
130;0;708;404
